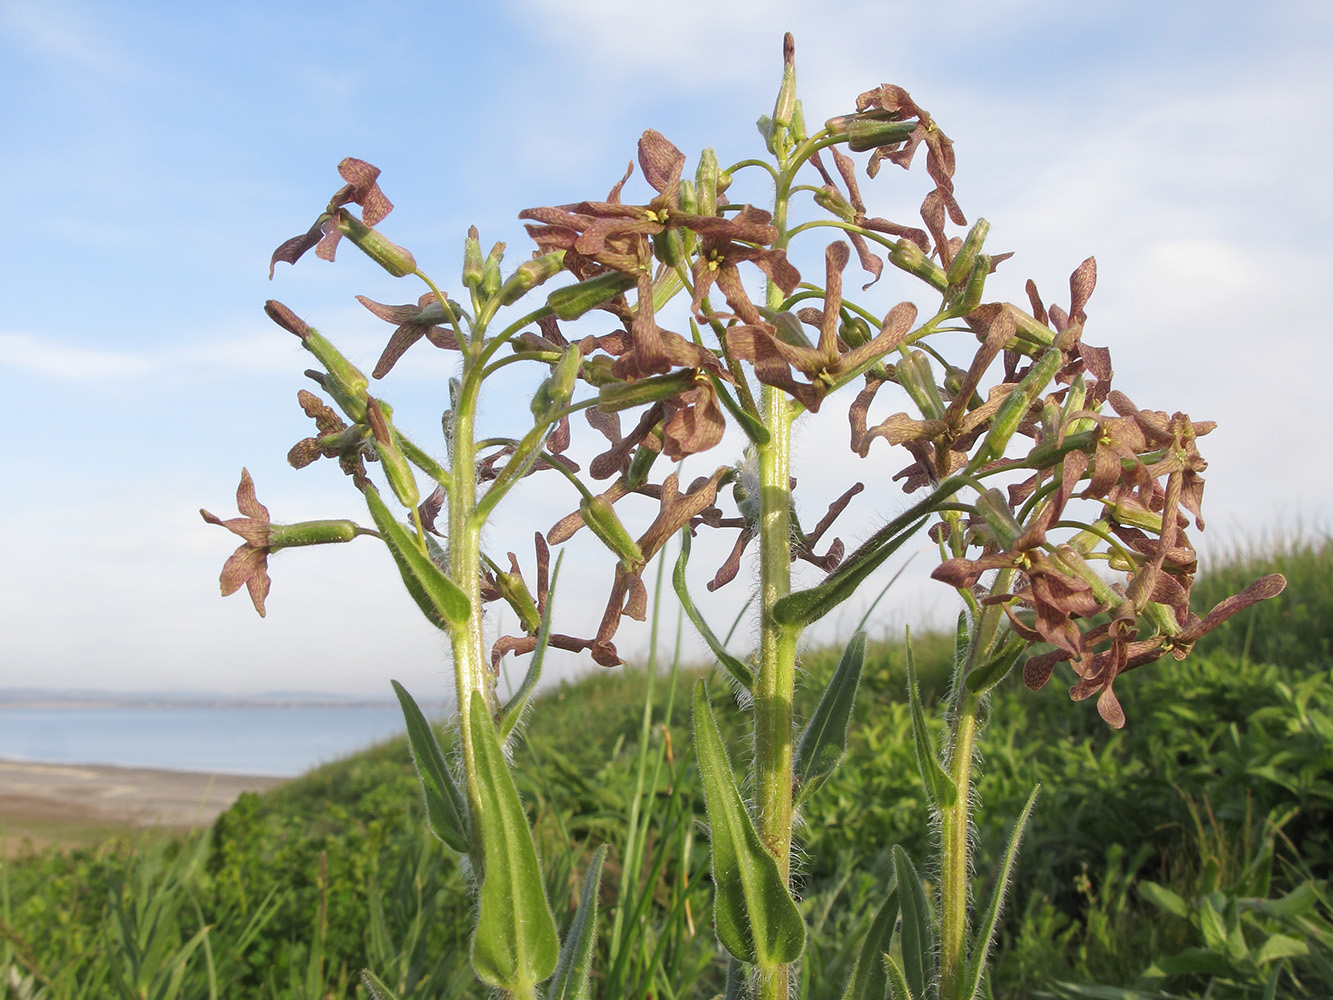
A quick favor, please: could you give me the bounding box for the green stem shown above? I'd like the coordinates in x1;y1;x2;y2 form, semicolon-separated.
939;689;980;1000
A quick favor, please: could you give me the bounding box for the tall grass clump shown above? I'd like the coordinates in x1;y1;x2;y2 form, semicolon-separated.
185;32;1291;1000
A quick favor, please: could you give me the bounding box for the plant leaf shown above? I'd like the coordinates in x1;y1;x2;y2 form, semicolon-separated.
795;631;866;807
360;970;402;1000
694;680;805;966
500;552;563;742
841;872;899;1000
365;486;470;627
392;680;469;854
894;846;933;1000
549;845;607;1000
469;691;559;992
676;532;755;689
964;634;1026;698
960;784;1040;1000
905;629;957;809
1137;881;1189;920
884;952;916;1000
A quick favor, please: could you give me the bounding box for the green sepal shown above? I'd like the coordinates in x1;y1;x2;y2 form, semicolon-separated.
906;628;957;809
893;846;934;1000
364;487;470;629
974;345;1062;465
960;785;1040;1000
946;218;989;287
391;680;469;854
794;631;866;806
499;552;563;742
964;634;1027;698
675;533;755;690
547;270;637;320
693;681;806;966
360;970;402;1000
548;845;607;1000
598;369;697;412
469;692;560;992
841;872;899;1000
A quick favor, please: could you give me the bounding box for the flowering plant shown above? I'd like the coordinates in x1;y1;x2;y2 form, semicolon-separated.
204;34;1284;1000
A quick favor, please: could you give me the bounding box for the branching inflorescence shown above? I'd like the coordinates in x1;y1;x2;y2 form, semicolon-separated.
203;34;1285;1000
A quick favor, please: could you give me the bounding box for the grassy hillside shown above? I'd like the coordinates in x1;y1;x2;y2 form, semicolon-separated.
3;537;1331;999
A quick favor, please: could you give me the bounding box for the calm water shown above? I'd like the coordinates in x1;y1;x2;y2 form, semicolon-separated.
0;706;420;777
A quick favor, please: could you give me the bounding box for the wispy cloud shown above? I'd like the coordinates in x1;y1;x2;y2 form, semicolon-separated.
2;0;136;77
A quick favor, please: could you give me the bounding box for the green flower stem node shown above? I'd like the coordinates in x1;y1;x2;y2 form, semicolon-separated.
693;680;806;966
498;251;566;307
894;846;935;1000
266;519;368;550
367;399;420;508
391;680;470;854
597;369;697;412
674;532;755;690
333;210;417;278
580;494;644;569
794;631;866;806
975;345;1063;464
889;238;949;292
364;486;470;629
548;845;607;1000
469;691;560;993
547;270;637;320
946;218;989;287
841;874;899;1000
906;629;957;809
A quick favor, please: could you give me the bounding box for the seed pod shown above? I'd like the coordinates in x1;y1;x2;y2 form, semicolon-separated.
889;238;948;292
462;226;484;289
846;119;916;152
579;494;644;569
497;251;566;307
976;346;1063;464
367;398;419;508
896;350;947;421
333;211;417;278
597;369;696;412
546;271;637;321
946;218;989;287
626;440;660;489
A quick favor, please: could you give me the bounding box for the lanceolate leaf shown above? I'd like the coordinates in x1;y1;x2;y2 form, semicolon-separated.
964;634;1026;698
500;552;563;742
549;845;607;1000
894;846;934;1000
841;872;899;1000
693;681;806;966
795;631;866;806
960;784;1040;1000
469;692;559;992
392;680;469;854
906;629;957;809
675;532;755;689
365;486;470;628
884;953;916;1000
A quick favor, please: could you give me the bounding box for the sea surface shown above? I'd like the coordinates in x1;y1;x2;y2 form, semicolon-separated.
0;706;421;777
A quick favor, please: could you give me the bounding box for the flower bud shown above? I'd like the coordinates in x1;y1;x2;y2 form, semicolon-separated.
304;329;370;422
626;440;660;489
976;346;1063;464
597;370;696;412
580;494;644;569
497;251;566;307
975;488;1023;549
889;238;948;292
946;218;989;286
367;398;419;508
947;253;990;317
482;242;505;298
531;343;582;420
791;98;808;143
333;210;416;277
1010;305;1055;347
757;114;775;153
546;270;637;321
462;226;484;289
896;350;947;421
840;315;873;349
772;33;797;129
653;227;687;269
813;186;856;223
1061;374;1096;434
696;149;720;217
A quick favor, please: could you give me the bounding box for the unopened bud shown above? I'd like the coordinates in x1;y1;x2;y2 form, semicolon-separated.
283;322;369;422
498;251;566;307
696;149;720;217
896;350;946;421
494;560;540;634
773;311;814;350
772;33;798;129
814;186;856;222
547;270;637;320
481;242;505;298
1010;305;1055;348
975;488;1023;549
580;494;644;569
840;315;873;349
626;440;660;489
947;253;990;317
791;99;808;143
889;238;948;292
334;210;417;278
462;226;484;288
531;343;582;420
946;218;989;286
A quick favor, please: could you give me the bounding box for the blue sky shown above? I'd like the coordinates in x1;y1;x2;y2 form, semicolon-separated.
3;0;1329;698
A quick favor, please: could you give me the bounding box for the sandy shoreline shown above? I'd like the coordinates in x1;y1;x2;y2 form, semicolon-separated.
0;758;285;849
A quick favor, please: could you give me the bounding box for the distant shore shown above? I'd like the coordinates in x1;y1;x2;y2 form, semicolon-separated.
0;758;285;854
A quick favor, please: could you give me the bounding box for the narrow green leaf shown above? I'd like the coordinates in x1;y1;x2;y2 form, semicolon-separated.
795;631;866;806
365;486;470;627
960;784;1040;1000
1137;880;1189;920
1254;933;1309;965
549;845;607;1000
392;680;469;854
893;846;934;1000
906;629;957;809
469;692;559;992
500;552;563;742
360;970;402;1000
694;681;806;966
964;634;1027;698
675;532;755;689
842;873;899;1000
884;953;916;1000
773;516;927;627
707;371;770;445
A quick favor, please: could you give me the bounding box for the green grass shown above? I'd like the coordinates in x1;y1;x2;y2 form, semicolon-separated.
3;536;1330;999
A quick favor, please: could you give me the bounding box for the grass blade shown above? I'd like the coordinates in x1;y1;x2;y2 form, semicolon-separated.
842;871;899;1000
894;846;933;1000
549;845;607;1000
